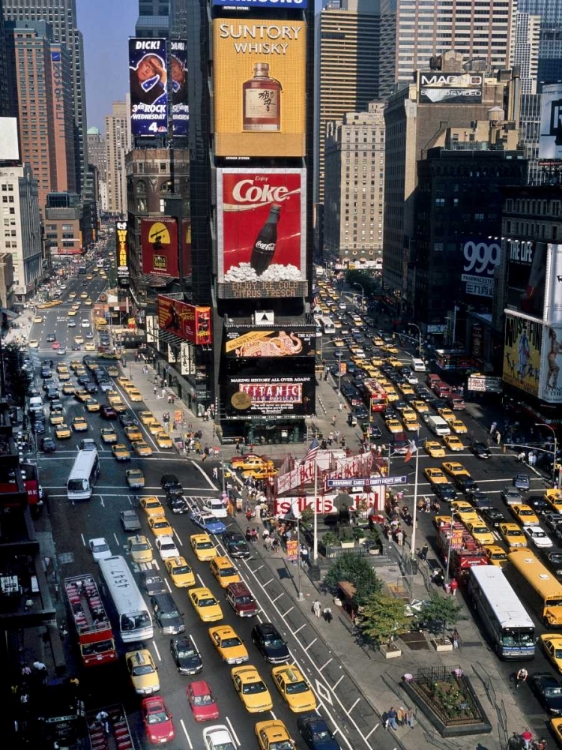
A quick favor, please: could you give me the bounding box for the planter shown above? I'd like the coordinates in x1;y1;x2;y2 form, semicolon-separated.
368;547;380;556
380;643;402;659
432;638;453;653
340;541;356;549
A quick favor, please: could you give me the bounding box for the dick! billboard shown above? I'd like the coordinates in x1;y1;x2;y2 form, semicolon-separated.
129;38;168;137
217;168;306;299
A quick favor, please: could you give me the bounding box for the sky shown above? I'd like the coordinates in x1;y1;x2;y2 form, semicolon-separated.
77;0;138;133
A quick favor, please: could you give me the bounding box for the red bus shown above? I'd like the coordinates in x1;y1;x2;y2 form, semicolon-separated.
64;574;117;667
363;379;388;413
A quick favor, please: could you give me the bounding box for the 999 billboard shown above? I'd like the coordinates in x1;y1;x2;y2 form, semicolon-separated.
129;38;168;136
225;375;314;418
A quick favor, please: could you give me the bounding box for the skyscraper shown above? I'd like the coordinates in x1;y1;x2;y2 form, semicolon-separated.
513;12;541;94
105;101;130;216
316;0;381;203
136;0;170;38
519;0;562;86
0;0;10;116
87;127;107;211
3;0;88;196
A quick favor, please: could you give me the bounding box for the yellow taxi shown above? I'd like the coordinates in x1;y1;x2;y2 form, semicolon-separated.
210;557;241;589
499;522;528;549
72;416;88;432
190;533;217;561
62;384;76;395
74;335;84;345
510;504;540;527
125;425;143;442
68;309;77;317
107;365;120;377
272;665;317;713
148;421;165;436
111;399;127;414
85;299;93;307
139;411;157;426
545;489;562;512
443;435;465;452
231;455;274;472
86;274;93;280
551;717;562;744
84;398;100;412
122;382;138;394
242;467;279;482
464;519;495;546
373;336;384;346
137;496;162;517
112;443;131;461
483;545;508;567
209;625;249;664
451;419;468;435
55;423;71;439
127;535;153;564
424;441;445;458
148;515;174;537
411;400;429;414
69;292;76;299
232;666;273;713
433;515;453;528
49;411;65;426
442;461;470;479
451;501;480;524
398;384;415;397
126;649;159;695
155;432;173;450
74;389;90;402
117;376;133;387
333;339;345;348
189;587;223;622
33;315;43;323
255;721;296;750
385;388;400;403
386;419;402;434
84;342;95;351
133;440;153;457
402;414;420;432
74;365;86;376
58;370;70;382
127;389;143;402
437;407;456;421
100;427;118;444
80;292;88;299
165;557;195;588
423;467;448;484
29;340;39;348
126;469;145;488
541;634;562;674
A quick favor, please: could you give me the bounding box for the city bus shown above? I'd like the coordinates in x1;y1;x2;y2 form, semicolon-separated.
507;550;562;627
318;316;336;335
363;378;388;413
99;556;153;642
67;449;100;501
467;566;535;660
64;574;117;667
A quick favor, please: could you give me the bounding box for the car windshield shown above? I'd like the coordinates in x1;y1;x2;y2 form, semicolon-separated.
473;527;488;534
198;597;216;607
121;612;151;631
132;664;154;676
545;687;562;696
242;681;267;694
159;610;179;620
160;543;176;552
92;543;108;553
507;530;523;537
177;645;196;658
192;694;213;706
68;478;89;492
146;711;168;724
264;636;284;648
173;565;191;575
197;541;213;549
286;680;309;694
219;568;237;577
131;542;150;551
236;596;253;605
221;637;241;648
270;741;293;750
547;597;562;607
519;509;533;516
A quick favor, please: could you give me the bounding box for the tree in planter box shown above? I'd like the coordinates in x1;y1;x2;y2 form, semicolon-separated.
359;591;411;648
416;592;464;641
323;553;381;606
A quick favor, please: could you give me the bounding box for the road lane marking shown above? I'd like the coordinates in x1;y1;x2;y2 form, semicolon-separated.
196;573;206;586
316;680;333;704
173;529;183;546
294;623;306;634
100;494;105;508
364;723;380;740
189;460;219;490
81;534;85;546
346;698;361;715
225;717;240;747
272;593;284;603
152;640;161;662
305;638;317;651
180;719;193;749
165;578;172;594
113;532;119;545
319;658;333;672
333;674;345;689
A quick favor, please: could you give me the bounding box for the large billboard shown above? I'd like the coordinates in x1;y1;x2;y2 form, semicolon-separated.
212;20;306;157
225;375;314;417
129;38;168;137
505;239;547;319
502;314;542;397
157;295;212;345
116;221;129;279
539;84;562;160
544;243;562;325
217;168;306;299
540;325;562;402
170;41;188;136
418;72;482;105
141;218;179;277
213;0;307;6
461;238;501;298
225;327;315;357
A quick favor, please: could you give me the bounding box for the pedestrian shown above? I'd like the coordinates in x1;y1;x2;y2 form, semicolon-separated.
153;385;157;395
96;710;110;735
32;660;47;675
313;600;322;618
396;529;404;546
323;606;333;624
516;667;528;689
420;543;429;561
387;707;398;730
332;415;337;425
450;578;458;596
508;733;523;750
338;402;343;412
496;430;502;444
536;738;547;750
490;421;497;435
212;467;218;479
521;728;533;750
396;706;406;726
405;708;415;728
452;628;459;648
262;527;270;541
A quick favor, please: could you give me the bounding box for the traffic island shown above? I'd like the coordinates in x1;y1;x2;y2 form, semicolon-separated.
401;667;492;738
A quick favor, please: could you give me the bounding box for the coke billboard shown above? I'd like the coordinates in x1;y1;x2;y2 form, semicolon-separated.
217;168;307;299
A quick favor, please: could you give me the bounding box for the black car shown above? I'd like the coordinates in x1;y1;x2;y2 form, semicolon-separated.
352;405;369;420
251;622;290;663
453;475;480;496
140;572;167;596
529;673;562;715
166;483;184;498
223;531;251;559
542;549;562;579
119;414;138;427
46;333;56;343
470;493;494;511
170;636;203;675
83;382;98;394
433;482;457;502
297;715;341;750
49;400;63;412
46;388;59;401
40;367;52;379
161;474;181;491
41;437;56;453
150;593;185;635
32;421;45;434
472;442;491;459
166;494;189;514
481;508;506;529
528;496;550;516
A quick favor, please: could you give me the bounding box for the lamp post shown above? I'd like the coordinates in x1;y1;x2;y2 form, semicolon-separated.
536;423;560;489
408;323;422;357
353;283;365;309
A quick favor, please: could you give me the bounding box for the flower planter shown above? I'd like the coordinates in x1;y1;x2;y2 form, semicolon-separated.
432;638;453;653
340;541;356;549
380;643;402;659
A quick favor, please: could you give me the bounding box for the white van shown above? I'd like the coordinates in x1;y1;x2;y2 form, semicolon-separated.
29;396;43;412
412;358;427;372
427;415;451;437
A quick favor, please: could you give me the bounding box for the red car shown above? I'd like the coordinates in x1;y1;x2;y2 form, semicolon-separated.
186;680;219;722
142;696;175;744
51;341;61;350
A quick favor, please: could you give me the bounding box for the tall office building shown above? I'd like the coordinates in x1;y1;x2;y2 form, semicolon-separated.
3;0;88;196
87;127;107;211
105;101;130;216
136;0;170;38
519;0;562;85
316;0;380;203
513;13;541;94
0;0;10;116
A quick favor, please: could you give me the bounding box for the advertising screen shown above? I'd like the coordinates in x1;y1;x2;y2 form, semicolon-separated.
129;38;168;137
141;218;179;277
213;20;306;157
544;243;562;325
225;327;315;357
505;239;547;319
170;41;188;136
539;84;562;160
502;314;542;397
212;0;307;6
217;168;306;299
157;296;212;345
418;72;482;105
461;239;500;298
116;221;129;277
225;375;314;417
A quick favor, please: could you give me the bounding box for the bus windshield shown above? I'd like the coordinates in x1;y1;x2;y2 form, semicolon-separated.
121;611;151;632
501;629;534;648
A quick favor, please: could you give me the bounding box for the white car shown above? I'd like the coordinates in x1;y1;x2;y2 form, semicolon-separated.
524;526;553;549
202;497;229;519
81;320;90;328
88;537;112;562
155;535;179;560
68;321;76;328
203;725;237;750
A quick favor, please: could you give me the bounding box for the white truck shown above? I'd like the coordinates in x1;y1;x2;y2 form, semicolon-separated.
427;415;451;437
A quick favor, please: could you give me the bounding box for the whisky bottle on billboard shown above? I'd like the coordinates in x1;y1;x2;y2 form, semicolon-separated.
250;205;281;276
243;63;281;132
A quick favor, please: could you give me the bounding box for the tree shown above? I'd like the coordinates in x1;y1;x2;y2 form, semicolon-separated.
359;591;411;647
417;592;464;639
323;553;381;606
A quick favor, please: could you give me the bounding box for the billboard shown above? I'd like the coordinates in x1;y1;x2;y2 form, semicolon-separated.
467;375;503;393
225;375;314;417
0;117;19;161
540;325;562;402
213;20;306;157
224;327;315;357
141;218;179;277
157;296;212;345
170;41;188;136
502;314;542;397
116;221;129;278
418;72;482;105
461;239;500;298
544;244;562;325
505;239;547;319
217;168;306;299
129;38;168;137
539;84;562;160
212;0;307;6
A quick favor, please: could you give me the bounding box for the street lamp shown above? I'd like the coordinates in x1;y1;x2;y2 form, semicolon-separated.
536;423;561;489
408;323;422;357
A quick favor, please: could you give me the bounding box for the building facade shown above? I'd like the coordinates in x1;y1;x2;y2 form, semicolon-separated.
44;191;93;258
0;0;10;116
513;12;541;95
324;101;385;264
87;126;107;211
136;0;170;38
105;101;130;216
0;252;14;309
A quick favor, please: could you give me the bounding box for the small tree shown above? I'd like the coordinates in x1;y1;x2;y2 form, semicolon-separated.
359;591;411;647
418;592;464;639
300;506;314;524
323;553;381;606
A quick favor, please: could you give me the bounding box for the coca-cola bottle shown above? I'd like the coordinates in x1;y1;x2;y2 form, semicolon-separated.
250;204;281;276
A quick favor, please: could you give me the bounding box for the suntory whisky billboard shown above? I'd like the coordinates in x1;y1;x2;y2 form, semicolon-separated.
212;20;306;157
216;168;307;299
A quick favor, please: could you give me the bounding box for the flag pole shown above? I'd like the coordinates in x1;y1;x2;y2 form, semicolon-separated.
313;455;318;563
410;437;419;562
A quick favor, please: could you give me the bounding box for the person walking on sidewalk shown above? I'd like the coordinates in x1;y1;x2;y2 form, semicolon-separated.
386;707;398;730
312;600;321;618
521;728;533;750
323;606;333;624
419;543;429;561
212;467;218;479
450;578;458;596
516;667;528;689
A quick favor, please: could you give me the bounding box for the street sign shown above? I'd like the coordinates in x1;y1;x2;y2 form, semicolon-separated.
326;475;408;489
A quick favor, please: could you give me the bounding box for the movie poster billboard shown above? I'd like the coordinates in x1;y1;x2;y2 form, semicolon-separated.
544;244;562;325
157;295;212;345
224;328;315;357
225;375;314;417
505;239;547;319
217;168;306;299
212;20;306;157
417;72;483;104
141;218;179;277
502;313;542;397
539;84;562;160
461;238;500;298
170;41;188;136
540;324;562;403
129;38;168;137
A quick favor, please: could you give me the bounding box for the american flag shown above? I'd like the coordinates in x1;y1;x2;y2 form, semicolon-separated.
303;438;319;463
404;438;418;463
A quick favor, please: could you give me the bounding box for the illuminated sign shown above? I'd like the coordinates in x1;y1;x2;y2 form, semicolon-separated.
116;221;129;277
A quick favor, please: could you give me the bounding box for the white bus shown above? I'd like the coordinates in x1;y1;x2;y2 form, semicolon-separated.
467;566;535;660
99;556;153;642
67;449;100;501
318;316;336;335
